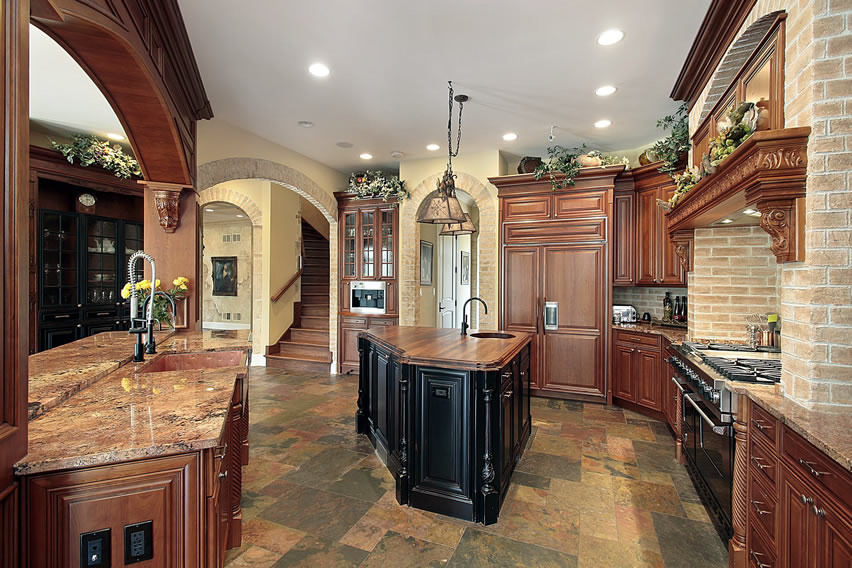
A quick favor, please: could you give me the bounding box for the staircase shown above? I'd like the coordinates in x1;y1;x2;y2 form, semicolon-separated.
267;221;332;372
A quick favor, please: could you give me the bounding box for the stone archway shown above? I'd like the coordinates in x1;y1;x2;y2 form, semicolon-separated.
197;158;339;369
399;172;498;329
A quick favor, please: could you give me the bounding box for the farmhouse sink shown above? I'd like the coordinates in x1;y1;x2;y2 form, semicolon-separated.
141;350;246;373
469;332;516;340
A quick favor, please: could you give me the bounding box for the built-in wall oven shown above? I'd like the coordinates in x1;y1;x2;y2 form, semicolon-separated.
350;281;387;314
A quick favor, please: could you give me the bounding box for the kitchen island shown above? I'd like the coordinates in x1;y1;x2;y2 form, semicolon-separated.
357;326;532;525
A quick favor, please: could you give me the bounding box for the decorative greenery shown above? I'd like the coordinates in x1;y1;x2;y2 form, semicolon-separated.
533;145;582;190
651;103;691;174
121;276;190;327
51;134;141;179
587;150;630;168
348;170;409;201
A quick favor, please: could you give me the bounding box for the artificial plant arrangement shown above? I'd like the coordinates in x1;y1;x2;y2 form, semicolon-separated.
121;276;190;327
51;134;142;179
651;102;691;174
348;170;409;201
533;145;582;190
586;150;631;168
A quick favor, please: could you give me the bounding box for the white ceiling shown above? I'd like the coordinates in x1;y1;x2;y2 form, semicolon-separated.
202;202;252;224
29;25;128;140
179;0;709;173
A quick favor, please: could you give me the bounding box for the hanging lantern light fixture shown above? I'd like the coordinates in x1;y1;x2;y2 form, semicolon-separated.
417;81;468;224
440;213;477;236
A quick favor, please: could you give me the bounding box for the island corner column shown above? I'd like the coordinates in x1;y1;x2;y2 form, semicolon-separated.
479;369;499;525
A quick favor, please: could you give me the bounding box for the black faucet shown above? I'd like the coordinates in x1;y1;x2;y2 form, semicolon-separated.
461;297;488;336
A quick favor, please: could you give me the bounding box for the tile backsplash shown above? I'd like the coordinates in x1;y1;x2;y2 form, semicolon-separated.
613;287;688;321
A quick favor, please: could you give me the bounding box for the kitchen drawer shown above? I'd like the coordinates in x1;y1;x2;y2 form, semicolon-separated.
750;402;778;446
341;316;368;326
782;425;852;511
750;435;778;488
502;195;551;220
748;518;776;568
84;307;118;320
368;318;397;327
553;192;606;219
749;471;777;544
40;310;78;323
613;330;661;349
503;218;606;244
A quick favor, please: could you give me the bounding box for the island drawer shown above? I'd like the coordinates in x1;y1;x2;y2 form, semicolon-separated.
750;402;778;446
749;435;778;488
749;471;777;544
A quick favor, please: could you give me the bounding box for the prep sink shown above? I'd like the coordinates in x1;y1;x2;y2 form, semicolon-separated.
469;332;515;340
140;350;246;373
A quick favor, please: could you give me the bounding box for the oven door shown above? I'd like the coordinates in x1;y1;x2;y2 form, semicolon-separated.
684;394;734;533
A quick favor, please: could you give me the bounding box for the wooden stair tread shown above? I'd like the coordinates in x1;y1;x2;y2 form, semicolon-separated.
267;352;331;363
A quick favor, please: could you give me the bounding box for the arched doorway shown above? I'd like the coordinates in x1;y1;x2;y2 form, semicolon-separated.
399;171;498;330
197;158;339;369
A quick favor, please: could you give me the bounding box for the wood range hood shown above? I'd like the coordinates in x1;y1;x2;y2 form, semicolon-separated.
665;127;810;265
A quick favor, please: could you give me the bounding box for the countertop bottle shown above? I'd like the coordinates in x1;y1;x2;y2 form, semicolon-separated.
663;291;673;322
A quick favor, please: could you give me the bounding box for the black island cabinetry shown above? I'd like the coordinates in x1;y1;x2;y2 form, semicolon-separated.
355;327;531;525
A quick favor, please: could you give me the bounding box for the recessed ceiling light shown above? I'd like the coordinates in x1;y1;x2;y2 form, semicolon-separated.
720;218;734;224
360;153;373;160
390;151;405;159
336;141;353;148
503;132;518;141
236;214;244;218
308;62;330;77
205;208;215;212
426;144;440;151
106;132;125;141
597;29;624;46
594;119;612;128
297;120;314;128
743;209;761;217
595;85;617;96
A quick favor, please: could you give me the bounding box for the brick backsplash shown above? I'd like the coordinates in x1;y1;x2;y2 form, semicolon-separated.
613;287;688;321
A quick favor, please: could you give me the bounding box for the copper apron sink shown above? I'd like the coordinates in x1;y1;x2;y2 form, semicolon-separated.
141;350;246;373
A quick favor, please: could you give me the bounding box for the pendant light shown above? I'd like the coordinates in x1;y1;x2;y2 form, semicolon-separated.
417;81;468;225
440;213;476;236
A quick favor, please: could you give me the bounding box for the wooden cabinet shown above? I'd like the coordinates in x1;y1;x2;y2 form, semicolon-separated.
612;191;635;286
662;356;678;429
493;169;622;401
335;193;399;373
612;330;662;412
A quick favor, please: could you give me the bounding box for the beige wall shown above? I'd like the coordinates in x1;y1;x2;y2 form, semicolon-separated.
266;187;302;345
202;219;253;326
300;196;330;239
687;0;852;407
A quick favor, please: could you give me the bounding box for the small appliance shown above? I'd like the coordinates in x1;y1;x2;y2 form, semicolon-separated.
612;305;637;323
350;281;387;314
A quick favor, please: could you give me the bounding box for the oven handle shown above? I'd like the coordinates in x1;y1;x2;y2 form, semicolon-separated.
685;394;731;448
672;376;689;423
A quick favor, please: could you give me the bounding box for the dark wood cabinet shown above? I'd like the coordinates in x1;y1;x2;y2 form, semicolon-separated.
492;169;622;401
636;187;659;286
662;356;678;429
612;330;662;412
612;191;635;286
636;349;661;410
340;315;398;373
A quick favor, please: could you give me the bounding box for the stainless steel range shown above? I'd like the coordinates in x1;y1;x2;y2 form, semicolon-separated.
666;341;782;543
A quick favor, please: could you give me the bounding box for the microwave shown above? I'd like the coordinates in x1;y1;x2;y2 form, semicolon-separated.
350;281;387;314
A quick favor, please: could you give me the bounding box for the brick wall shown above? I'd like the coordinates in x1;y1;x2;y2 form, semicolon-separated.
689;227;780;341
612;287;688;321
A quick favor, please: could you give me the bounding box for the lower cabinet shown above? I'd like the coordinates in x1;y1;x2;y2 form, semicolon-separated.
23;377;248;567
611;330;662;412
339;315;397;373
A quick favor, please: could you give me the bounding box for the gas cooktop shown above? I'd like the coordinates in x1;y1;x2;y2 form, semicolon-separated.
683;342;782;384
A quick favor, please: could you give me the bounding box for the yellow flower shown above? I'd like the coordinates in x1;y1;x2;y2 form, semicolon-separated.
120;283;132;299
173;276;189;287
178;284;187;290
135;280;150;291
154;279;161;289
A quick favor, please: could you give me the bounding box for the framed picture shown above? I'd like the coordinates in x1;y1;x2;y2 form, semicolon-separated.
420;240;433;286
460;251;470;285
211;256;238;296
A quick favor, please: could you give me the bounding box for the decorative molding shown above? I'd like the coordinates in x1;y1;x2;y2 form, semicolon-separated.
671;230;695;272
665;128;809;263
140;181;189;233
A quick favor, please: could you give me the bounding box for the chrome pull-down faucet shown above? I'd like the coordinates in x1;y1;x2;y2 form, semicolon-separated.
128;251;156;361
461;297;488;336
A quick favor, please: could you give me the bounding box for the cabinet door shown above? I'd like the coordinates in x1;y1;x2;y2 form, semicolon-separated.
817;494;852;568
360;210;376;279
503;247;540;331
659;184;686;286
779;467;816;568
636;188;658;286
636;349;661;411
500;378;515;492
342;211;357;279
341;323;365;368
540;244;606;398
515;355;528;460
662;357;676;428
40;324;79;351
612;344;635;401
612;192;635;286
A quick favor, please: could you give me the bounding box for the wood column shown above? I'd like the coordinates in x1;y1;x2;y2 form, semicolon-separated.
729;393;750;568
142;182;200;330
0;1;30;565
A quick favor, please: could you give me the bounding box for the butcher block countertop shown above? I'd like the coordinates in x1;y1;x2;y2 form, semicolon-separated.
16;330;251;476
360;326;532;371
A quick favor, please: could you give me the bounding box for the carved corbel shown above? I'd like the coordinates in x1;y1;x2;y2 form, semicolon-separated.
756;198;804;263
139;181;191;233
670;229;694;273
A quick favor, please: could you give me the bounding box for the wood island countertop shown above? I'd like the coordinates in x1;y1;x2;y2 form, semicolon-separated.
360;326;532;371
17;329;252;476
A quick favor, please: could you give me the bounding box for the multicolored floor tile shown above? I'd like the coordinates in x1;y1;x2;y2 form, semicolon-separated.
225;367;727;567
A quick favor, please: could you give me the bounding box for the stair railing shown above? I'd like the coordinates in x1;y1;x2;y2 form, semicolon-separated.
271;241;305;303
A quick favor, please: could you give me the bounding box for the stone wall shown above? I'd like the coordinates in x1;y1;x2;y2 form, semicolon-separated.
202;220;253;326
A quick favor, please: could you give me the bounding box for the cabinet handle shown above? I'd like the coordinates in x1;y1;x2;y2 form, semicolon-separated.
502;372;512;381
751;418;768;432
750;456;769;471
749;550;771;568
813;505;826;518
214;443;228;459
798;458;828;479
219;470;228;479
54;314;71;319
503;390;513;399
637;349;642;354
750;500;769;516
800;494;813;505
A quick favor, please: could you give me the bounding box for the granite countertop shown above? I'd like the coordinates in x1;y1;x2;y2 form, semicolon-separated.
612;322;688;345
17;329;252;476
361;326;532;371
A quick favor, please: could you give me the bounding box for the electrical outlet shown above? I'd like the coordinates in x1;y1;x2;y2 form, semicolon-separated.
123;520;153;563
80;528;111;567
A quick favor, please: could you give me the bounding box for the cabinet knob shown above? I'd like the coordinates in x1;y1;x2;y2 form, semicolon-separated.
77;304;82;308
813;505;826;518
219;470;228;479
76;324;82;328
800;494;813;505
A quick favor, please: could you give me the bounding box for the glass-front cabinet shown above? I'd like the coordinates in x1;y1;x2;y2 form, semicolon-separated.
37;209;143;351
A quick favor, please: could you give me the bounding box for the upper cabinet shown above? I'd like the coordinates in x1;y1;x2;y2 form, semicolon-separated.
339;197;397;282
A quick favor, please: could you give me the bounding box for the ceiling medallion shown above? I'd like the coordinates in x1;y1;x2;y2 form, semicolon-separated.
417;81;468;225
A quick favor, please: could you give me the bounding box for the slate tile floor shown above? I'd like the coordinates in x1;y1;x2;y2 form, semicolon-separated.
226;367;728;567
